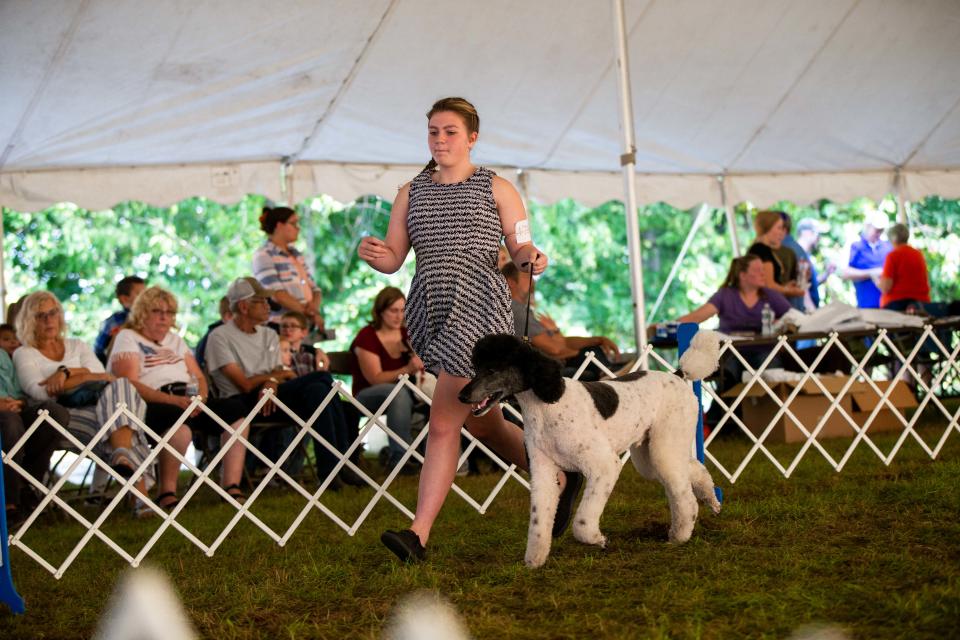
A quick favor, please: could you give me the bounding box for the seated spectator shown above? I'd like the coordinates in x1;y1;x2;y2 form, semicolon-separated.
840;208;892;309
348;287;423;472
878;223;931;311
676;255;848;421
94;276;145;363
195;296;232;372
109;286;250;507
747;211;804;300
204;277;358;488
279;310;366;481
501;262;624;381
1;323;70;526
676;256;790;428
13;291;153;516
278;311;331;375
253;206;324;330
676;254;792;333
5;295;28;329
0;323;21;356
278;338;293;369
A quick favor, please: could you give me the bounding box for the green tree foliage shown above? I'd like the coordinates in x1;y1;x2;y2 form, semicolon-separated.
3;197;269;344
3;193;957;353
911;195;960;302
300;194;405;338
529;200;742;342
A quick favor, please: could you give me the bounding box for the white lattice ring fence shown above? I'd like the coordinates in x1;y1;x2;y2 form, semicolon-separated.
2;322;957;580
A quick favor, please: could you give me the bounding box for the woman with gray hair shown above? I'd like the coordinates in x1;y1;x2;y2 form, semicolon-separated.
12;291;153;516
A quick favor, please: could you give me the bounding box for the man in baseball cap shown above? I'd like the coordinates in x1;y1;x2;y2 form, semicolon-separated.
204;276;355;491
225;276;271;311
840;207;893;308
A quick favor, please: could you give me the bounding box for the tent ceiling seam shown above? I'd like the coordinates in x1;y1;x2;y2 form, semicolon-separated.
0;0;90;171
901;90;960;169
123;4;197;144
726;0;861;170
285;0;399;166
533;0;656;169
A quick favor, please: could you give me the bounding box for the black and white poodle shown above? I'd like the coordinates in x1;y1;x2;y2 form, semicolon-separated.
459;332;723;568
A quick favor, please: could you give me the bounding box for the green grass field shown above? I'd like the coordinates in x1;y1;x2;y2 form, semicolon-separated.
4;424;959;639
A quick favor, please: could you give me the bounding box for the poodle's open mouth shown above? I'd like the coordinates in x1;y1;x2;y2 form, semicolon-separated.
470;391;503;417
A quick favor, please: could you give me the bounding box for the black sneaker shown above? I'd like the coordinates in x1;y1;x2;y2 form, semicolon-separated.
552;471;584;538
381;528;426;563
339;466;366;487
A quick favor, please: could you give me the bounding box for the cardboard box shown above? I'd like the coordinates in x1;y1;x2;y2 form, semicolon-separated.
723;375;918;443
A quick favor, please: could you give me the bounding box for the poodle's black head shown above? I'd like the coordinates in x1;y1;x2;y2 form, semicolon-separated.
459;334;565;416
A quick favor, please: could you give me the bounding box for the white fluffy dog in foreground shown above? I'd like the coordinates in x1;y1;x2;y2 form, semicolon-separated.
459;332;723;568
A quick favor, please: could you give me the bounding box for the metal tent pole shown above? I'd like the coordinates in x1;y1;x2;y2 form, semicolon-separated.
718;174;741;256
893;167;908;224
0;210;6;322
611;0;648;367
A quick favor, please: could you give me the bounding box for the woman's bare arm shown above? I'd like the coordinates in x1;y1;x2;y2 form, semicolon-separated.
676;303;719;325
493;176;547;275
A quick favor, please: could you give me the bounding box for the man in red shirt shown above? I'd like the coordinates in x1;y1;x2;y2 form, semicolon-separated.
879;224;930;311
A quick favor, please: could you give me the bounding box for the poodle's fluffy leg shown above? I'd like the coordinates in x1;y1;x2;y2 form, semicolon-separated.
571;453;622;549
647;426;699;544
628;441;658;482
689;459;721;515
524;447;562;568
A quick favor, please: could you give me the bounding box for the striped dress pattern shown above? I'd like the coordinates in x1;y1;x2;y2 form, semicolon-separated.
405;167;513;378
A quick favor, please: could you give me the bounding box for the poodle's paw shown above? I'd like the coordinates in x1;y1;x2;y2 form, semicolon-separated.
524;546;550;568
668;523;693;544
572;525;607;548
708;498;722;515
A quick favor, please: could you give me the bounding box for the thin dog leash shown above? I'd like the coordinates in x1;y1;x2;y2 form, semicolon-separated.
520;253;539;343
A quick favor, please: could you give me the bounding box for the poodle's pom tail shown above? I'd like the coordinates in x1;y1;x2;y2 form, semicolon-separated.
679;330;721;381
383;591;471;640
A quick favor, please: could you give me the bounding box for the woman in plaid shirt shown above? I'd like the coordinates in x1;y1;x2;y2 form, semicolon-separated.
252;206;324;328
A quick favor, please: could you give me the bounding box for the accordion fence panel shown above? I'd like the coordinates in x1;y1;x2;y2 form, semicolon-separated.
2;324;958;580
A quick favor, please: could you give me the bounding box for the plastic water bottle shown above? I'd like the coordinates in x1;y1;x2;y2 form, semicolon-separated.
185;374;200;398
761;302;775;336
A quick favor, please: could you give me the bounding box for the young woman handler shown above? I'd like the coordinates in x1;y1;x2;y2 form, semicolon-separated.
358;97;580;562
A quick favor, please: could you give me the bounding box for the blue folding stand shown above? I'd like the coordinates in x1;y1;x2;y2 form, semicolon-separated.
677;322;723;504
0;432;26;614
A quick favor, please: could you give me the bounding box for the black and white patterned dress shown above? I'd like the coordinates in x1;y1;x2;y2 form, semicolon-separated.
405;166;513;378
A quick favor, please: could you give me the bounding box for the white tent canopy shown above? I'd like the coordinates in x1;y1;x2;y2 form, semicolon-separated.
3;0;960;211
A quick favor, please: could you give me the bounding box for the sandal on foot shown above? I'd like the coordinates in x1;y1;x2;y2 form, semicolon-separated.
552;471;584;538
130;497;155;519
109;447;138;478
222;483;247;505
381;528;426;563
156;491;179;511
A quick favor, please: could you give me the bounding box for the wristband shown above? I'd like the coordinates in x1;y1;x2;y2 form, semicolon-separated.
268;377;279;384
58;365;70;379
